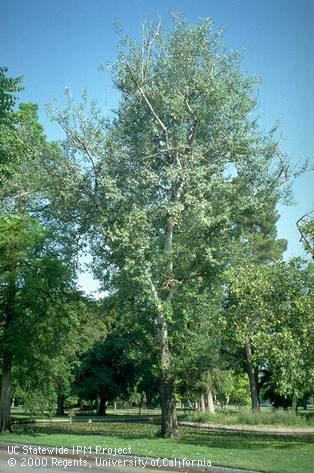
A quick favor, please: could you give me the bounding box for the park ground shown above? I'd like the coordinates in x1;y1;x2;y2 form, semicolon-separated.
1;408;314;473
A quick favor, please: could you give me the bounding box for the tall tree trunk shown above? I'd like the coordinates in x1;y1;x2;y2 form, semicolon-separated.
158;311;177;437
225;394;230;411
152;171;183;438
97;395;108;416
149;217;178;437
0;351;12;432
160;374;177;437
160;206;178;437
206;389;215;413
245;336;260;411
56;393;65;416
96;395;100;413
0;280;15;432
138;392;146;415
200;392;206;412
138;392;143;415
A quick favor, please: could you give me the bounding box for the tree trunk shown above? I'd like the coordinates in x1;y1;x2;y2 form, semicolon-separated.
206;389;215;413
200;392;206;412
224;394;230;412
245;337;260;411
160;376;177;437
151;172;183;438
56;393;65;416
96;395;100;413
97;395;108;416
150;270;177;437
138;392;145;415
301;396;308;410
0;351;12;432
158;310;177;437
0;280;15;432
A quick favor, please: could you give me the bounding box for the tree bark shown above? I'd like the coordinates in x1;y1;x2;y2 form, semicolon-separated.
158;198;179;437
0;352;13;432
138;392;145;415
245;337;260;411
200;392;206;412
206;389;215;413
160;375;177;437
0;280;15;432
150;157;183;438
150;255;177;435
158;310;177;437
225;394;230;411
56;393;65;416
97;395;108;416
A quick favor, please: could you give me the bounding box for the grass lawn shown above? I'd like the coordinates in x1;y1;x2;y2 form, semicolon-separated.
1;422;313;473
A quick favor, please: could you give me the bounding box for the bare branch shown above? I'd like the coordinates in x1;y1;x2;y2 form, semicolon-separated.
71;133;97;176
57;123;100;209
177;91;198;148
125;61;170;148
296;211;314;258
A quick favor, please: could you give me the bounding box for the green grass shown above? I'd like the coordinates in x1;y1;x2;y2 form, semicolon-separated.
1;422;313;473
185;408;314;427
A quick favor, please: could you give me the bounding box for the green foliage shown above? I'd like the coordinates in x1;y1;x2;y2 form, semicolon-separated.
0;66;23;182
50;15;287;311
0;98;47;202
0;67;23;122
230;197;287;265
74;323;144;406
229;374;251;407
18;389;57;418
0;69;104;427
225;259;314;401
0;214;70;367
216;372;251;407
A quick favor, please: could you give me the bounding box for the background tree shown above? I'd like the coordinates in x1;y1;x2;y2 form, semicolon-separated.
174;286;224;414
225;259;314;411
74;328;138;415
255;260;314;408
0;214;78;431
223;194;287;410
0;67;23;189
0;69;83;431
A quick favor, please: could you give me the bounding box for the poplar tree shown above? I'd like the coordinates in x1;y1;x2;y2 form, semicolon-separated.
50;17;287;436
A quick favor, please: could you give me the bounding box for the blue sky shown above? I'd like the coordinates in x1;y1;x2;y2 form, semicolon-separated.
1;0;313;294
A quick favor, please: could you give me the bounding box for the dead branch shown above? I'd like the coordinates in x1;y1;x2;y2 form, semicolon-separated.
296;211;314;258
